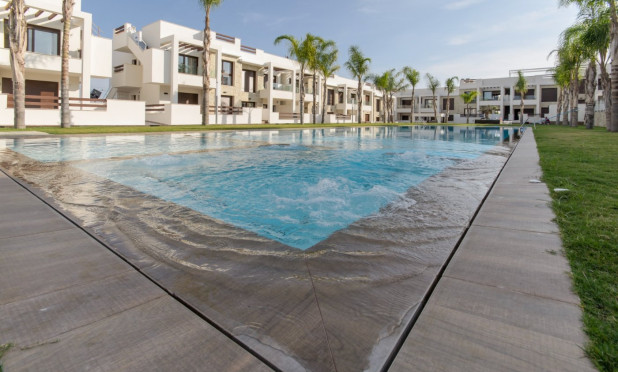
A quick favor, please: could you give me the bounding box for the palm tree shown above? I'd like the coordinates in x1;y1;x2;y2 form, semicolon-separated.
460;91;478;124
198;0;224;126
345;46;371;124
275;34;316;125
316;42;339;124
556;24;588;127
514;71;528;125
560;0;616;131
553;62;571;125
308;37;333;124
368;72;389;123
444;76;459;123
425;73;440;123
8;0;27;129
402;67;420;123
61;0;75;128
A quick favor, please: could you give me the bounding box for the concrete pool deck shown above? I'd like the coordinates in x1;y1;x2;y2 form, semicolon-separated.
0;129;594;371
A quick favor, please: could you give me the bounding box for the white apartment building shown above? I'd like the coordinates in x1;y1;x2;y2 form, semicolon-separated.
394;68;600;125
110;20;384;125
0;0;144;126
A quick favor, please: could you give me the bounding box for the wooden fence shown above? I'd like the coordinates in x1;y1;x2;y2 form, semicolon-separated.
6;95;107;110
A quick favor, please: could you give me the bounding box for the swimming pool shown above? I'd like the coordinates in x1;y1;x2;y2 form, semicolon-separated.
5;126;505;249
0;125;516;371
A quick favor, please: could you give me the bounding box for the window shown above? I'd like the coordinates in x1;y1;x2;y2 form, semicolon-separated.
178;54;198;75
401;99;412;106
27;25;60;56
541;88;558;102
242;70;256;93
365;94;370;105
376;99;381;112
220;95;233;107
178;92;198;105
242;101;256;108
338;91;344;104
442;98;455;110
222;61;233;86
327;89;335;105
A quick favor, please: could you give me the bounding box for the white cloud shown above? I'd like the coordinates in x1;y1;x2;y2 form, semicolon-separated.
443;0;485;11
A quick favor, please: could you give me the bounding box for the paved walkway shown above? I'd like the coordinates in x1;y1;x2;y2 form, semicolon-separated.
390;130;595;371
0;171;271;371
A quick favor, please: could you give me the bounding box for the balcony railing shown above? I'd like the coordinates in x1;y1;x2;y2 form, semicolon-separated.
240;45;257;54
481;96;500;101
272;83;293;92
216;33;235;44
514;95;537;100
348;99;357;104
6;94;107;109
279;113;301;120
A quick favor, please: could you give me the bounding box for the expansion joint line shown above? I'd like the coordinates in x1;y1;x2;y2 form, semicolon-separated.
304;258;339;372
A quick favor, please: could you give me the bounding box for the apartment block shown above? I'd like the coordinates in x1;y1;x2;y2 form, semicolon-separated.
0;0;145;126
110;20;384;125
394;68;599;124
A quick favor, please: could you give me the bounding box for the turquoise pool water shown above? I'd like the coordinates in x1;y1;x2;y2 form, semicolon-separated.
6;126;505;249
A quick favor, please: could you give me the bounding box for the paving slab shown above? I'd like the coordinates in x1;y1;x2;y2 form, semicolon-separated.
0;170;272;371
390;130;595;371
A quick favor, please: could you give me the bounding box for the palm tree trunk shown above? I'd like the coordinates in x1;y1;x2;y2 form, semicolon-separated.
570;78;578;127
466;104;470;124
8;0;26;129
201;6;211;126
599;63;612;130
562;88;570;126
556;88;563;125
410;87;415;123
321;78;327;124
584;62;597;129
357;78;362;124
61;0;73;128
312;72;317;124
520;97;524;126
610;0;618;132
433;94;438;123
300;70;305;125
445;94;450;124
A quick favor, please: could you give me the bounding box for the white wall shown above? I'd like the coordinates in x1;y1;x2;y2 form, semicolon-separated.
0;95;145;126
91;36;112;78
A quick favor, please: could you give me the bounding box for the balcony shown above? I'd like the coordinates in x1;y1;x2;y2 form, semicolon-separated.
0;49;82;74
112;64;142;88
273;83;293;92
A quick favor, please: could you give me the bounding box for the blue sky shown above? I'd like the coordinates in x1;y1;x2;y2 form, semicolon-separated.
84;0;578;83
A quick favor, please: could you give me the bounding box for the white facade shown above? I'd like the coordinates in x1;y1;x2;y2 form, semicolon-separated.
111;20;383;125
394;69;598;124
0;0;145;126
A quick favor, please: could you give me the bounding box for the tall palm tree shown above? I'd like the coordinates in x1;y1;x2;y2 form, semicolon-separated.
316;43;339;124
345;46;371;124
557;24;588;127
368;71;389;123
275;34;316;125
402;67;420;123
460;91;478;124
61;0;75;128
8;0;27;129
308;37;332;124
560;0;616;131
553;62;571;125
514;71;528;125
444;76;459;123
425;73;440;123
198;0;224;126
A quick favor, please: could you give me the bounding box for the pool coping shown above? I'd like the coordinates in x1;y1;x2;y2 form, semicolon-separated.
0;128;594;371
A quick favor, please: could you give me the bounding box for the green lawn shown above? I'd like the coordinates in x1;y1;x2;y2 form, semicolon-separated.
535;126;618;371
0;122;519;135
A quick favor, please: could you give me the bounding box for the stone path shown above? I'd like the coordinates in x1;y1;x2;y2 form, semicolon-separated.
0;171;271;372
389;130;595;371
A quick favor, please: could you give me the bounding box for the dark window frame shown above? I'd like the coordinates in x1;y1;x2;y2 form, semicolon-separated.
178;54;199;75
26;24;60;56
242;69;256;93
222;60;234;86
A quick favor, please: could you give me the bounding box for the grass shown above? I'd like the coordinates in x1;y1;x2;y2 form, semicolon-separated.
535;125;618;371
0;343;13;372
0;122;519;135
